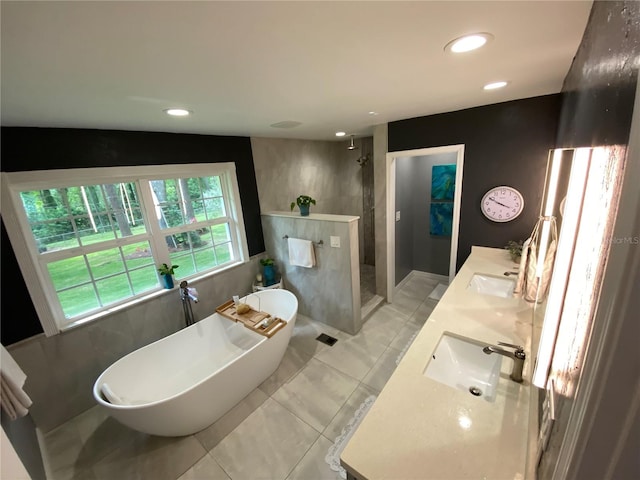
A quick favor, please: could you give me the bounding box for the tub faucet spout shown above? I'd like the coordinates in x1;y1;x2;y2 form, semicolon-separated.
180;280;197;326
483;341;526;383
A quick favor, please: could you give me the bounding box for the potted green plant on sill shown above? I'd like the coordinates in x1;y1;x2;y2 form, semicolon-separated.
290;195;316;217
158;263;179;289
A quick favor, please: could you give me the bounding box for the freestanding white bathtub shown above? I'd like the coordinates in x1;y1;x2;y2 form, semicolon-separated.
92;289;298;437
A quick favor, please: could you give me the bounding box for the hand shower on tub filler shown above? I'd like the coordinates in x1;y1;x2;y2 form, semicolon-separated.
180;280;199;327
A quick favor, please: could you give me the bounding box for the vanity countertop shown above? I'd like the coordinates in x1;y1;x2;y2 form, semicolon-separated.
340;246;535;480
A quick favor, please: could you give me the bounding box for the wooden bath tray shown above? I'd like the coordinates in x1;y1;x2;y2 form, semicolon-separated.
216;300;286;338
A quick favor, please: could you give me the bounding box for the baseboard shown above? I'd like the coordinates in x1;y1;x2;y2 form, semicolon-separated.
395;270;449;294
408;270;449;284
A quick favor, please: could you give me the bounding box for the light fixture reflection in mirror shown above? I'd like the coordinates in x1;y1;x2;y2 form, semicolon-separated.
532;146;625;391
536;149;564;277
548;147;624;397
532;148;590;388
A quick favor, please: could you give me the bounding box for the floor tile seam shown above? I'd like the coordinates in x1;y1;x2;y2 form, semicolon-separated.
354;330;396;350
318;380;367;443
359;346;403;391
385;303;418;318
204;450;234;480
206;451;240;480
53;463;93;480
376;303;411;316
193;430;213;454
382;344;404;357
398;290;432;302
313;339;389;382
271;354;315;389
281;428;324;480
310;357;364;385
360;313;407;334
268;395;325;436
172;448;209;480
386;314;411;336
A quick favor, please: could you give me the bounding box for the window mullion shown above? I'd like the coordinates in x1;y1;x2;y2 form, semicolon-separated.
138;179;171;271
222;168;248;262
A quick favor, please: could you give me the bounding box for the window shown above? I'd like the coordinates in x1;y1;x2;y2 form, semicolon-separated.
1;164;249;334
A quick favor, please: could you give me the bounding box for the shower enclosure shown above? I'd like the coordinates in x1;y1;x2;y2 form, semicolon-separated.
351;136;378;311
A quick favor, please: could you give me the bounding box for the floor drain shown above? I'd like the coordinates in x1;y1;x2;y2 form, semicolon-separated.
316;333;338;346
469;386;483;397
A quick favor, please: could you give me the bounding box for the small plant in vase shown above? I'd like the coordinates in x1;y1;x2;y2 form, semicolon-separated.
260;258;277;287
158;263;179;289
290;195;316;217
505;240;524;264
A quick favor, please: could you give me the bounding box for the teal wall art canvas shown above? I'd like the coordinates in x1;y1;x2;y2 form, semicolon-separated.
430;202;453;236
431;164;456;201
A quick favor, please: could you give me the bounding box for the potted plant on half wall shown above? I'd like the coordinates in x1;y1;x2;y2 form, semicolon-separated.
157;263;179;289
290;195;316;217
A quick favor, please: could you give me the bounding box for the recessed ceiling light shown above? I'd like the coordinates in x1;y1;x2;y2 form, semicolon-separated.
164;108;191;117
335;131;346;137
368;111;379;116
444;33;494;53
483;81;509;90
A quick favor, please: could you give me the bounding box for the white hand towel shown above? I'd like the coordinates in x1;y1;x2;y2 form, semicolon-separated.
288;237;316;268
0;344;33;420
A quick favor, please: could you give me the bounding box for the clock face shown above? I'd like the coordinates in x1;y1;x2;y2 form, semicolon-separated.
481;186;524;222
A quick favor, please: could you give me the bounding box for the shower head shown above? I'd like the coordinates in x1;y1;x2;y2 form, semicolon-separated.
347;135;358;151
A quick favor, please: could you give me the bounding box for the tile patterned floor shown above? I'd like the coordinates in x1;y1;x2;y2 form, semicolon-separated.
39;274;442;480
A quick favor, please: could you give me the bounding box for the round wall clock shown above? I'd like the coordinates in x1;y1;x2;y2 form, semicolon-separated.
481;186;524;222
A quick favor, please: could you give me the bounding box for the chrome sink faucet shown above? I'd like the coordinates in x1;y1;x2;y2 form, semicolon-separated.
483;342;526;383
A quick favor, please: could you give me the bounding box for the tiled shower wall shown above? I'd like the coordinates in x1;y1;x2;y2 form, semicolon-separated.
261;213;361;334
7;256;265;433
250;137;367;264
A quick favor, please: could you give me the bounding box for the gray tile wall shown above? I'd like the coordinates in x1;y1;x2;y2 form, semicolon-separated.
261;214;361;334
250;137;366;264
7;256;265;433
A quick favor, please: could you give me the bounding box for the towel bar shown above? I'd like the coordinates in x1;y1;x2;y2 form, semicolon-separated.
283;235;323;246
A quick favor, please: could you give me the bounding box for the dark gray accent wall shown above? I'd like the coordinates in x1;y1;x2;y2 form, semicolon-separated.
411;153;456;276
395;156;414;284
395;153;456;284
389;94;561;271
556;0;639;148
0;127;264;345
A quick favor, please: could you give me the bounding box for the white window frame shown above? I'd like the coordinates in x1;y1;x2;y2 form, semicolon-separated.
1;163;249;336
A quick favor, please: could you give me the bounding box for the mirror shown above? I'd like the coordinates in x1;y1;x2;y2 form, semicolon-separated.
531;146;626;390
531;148;575;326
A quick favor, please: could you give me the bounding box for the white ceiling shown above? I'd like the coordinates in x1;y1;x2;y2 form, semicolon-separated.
1;1;593;141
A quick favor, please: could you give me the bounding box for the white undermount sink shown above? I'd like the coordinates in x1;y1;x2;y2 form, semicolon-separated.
467;273;516;298
423;332;503;402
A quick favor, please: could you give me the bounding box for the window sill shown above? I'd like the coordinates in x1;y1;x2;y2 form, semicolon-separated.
58;259;248;334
